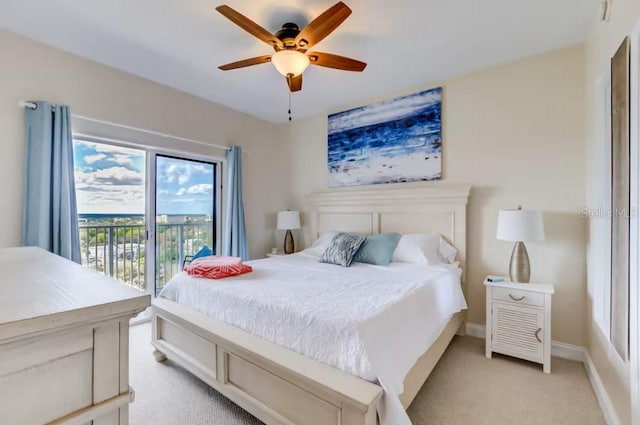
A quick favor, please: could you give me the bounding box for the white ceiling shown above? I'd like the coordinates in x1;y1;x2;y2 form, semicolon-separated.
1;0;596;123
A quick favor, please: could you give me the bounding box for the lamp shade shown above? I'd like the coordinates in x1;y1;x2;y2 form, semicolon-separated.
271;50;310;77
277;211;300;230
496;209;545;242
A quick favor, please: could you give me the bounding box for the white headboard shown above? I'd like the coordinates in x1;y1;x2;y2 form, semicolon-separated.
305;185;471;280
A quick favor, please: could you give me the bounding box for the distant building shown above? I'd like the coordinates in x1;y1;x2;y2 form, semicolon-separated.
157;215;186;224
157;214;209;224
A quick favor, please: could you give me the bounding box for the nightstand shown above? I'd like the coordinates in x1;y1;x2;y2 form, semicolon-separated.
484;276;555;373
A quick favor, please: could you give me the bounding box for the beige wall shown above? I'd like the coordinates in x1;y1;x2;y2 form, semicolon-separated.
585;1;640;423
287;45;587;347
0;30;289;260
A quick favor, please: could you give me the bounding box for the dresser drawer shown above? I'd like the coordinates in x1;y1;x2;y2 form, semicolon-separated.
492;287;544;307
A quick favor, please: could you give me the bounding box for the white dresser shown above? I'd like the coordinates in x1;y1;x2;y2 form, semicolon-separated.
0;247;150;425
484;276;554;373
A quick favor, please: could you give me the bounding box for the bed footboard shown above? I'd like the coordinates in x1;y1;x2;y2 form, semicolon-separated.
151;298;381;425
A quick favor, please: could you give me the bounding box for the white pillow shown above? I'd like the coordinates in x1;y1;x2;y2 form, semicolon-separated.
300;232;337;257
392;233;457;265
439;238;458;264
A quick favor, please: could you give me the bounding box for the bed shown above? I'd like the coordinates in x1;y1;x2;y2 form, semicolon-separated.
151;185;470;425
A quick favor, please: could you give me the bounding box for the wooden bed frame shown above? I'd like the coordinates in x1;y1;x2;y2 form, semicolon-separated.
151;185;470;425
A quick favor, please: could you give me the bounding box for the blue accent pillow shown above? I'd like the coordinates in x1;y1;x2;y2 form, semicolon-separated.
320;233;366;267
192;245;213;260
353;233;402;266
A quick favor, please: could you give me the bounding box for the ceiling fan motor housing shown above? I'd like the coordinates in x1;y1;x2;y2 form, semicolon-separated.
275;23;301;48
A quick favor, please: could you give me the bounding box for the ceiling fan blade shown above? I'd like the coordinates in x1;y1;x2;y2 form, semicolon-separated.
287;74;302;92
218;55;272;71
295;2;351;49
216;5;283;49
307;52;366;72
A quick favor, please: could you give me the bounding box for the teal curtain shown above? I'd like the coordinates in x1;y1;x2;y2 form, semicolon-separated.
23;101;81;263
223;146;248;260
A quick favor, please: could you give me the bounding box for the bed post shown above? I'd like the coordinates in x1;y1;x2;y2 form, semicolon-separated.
151;310;167;362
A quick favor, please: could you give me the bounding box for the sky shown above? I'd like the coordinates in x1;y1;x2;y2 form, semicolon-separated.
73;141;214;215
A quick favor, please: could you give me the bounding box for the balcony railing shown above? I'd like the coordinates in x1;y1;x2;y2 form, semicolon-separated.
79;222;214;294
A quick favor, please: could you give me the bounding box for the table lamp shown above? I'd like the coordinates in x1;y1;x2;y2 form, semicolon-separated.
496;206;545;283
277;211;300;254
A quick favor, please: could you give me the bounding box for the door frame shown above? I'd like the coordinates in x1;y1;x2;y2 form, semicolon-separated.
629;20;640;425
629;22;640;425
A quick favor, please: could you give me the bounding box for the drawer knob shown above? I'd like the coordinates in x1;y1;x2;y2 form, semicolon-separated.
535;328;542;343
508;294;526;301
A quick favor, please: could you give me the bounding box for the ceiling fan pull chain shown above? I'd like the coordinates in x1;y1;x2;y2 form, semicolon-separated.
288;92;292;121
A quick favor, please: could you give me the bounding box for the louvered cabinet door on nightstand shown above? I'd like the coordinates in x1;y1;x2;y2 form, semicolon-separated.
484;277;555;373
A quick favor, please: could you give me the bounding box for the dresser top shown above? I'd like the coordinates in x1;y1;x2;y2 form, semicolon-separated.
483;275;555;294
0;247;150;340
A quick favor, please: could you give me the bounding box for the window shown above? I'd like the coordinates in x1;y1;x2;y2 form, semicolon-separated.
73;138;221;295
74;140;147;289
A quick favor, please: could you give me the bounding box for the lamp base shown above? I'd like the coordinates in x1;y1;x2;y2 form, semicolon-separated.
509;241;531;283
284;230;294;254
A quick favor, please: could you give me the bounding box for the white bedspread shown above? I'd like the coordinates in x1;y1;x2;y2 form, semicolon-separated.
159;253;467;425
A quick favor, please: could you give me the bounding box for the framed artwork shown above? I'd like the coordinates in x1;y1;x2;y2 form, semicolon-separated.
327;87;442;187
610;37;630;360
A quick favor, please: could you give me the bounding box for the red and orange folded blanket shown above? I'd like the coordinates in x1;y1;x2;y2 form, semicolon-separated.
184;256;252;279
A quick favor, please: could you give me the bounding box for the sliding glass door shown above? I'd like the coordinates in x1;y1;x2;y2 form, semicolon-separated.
73;139;221;296
154;155;217;295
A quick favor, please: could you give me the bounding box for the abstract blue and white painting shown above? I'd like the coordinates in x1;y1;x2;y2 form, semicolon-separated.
327;87;442;187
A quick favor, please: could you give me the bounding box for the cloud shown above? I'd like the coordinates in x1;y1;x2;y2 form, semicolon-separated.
76;167;143;186
75;179;145;214
110;154;134;166
169;197;197;204
84;153;107;164
76;185;106;192
94;167;143;185
76;141;140;171
172;184;212;196
187;184;213;195
76;140;141;156
159;159;211;186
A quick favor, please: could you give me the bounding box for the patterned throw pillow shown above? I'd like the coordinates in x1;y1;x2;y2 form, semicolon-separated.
320;233;366;267
353;232;402;266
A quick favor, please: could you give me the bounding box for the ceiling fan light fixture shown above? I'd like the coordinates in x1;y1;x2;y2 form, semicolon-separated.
271;50;310;77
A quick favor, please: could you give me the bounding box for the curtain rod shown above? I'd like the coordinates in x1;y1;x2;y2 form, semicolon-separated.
72;132;227;162
17;100;233;152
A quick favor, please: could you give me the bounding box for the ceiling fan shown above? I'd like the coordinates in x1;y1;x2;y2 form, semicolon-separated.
216;2;367;93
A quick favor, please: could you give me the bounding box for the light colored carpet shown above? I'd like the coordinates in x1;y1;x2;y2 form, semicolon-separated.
129;323;604;424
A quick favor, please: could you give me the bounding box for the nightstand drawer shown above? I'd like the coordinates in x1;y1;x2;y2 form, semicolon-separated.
492;287;544;307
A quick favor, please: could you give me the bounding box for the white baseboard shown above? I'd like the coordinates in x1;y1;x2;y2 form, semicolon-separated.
550;340;587;362
464;322;619;425
583;350;622;425
464;322;486;339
